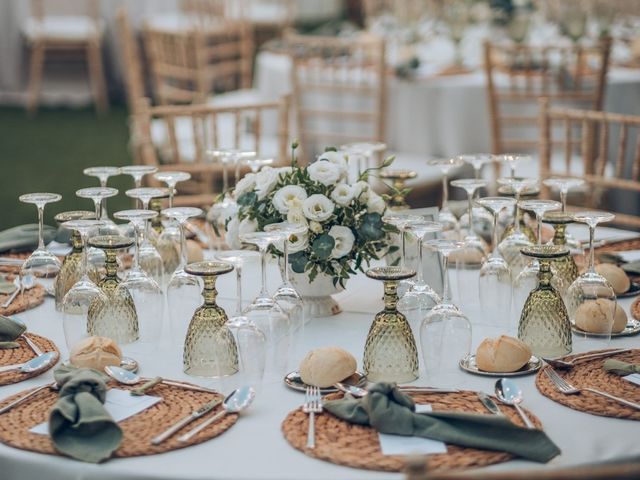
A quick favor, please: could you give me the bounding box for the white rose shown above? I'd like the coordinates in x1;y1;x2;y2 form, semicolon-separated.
352;180;370;201
307;160;342;186
330;183;355;206
254;167;279;200
302;194;335;222
233;173;256;198
287;231;309;254
318;151;348;177
272;185;308;215
328;225;355;259
309;221;323;234
225;216;242;250
367;191;386;214
287;206;308;227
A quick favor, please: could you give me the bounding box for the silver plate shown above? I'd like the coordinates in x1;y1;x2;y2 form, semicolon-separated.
284;370;366;394
459;354;542;377
617;282;640;299
62;356;139;373
571;318;640;338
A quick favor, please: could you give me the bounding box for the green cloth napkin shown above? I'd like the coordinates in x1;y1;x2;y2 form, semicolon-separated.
48;366;123;463
0;224;57;253
603;359;640;376
323;382;560;463
0;315;26;342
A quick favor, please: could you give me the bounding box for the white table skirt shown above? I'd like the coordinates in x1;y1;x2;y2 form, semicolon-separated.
1;223;639;480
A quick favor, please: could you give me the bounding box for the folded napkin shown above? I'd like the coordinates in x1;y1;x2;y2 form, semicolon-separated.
0;224;57;253
323;382;560;463
48;366;122;463
603;359;640;376
0;315;26;342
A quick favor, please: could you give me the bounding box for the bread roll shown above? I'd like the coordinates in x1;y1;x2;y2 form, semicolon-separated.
575;299;628;334
595;263;630;294
299;347;357;388
186;239;204;263
70;336;122;371
476;336;532;373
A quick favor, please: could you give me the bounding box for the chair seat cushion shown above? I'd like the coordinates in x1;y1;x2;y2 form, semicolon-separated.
23;16;103;42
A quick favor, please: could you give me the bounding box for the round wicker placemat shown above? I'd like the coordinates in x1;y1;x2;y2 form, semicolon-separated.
536;349;640;421
595;238;640;255
0;283;45;316
0;252;29;274
0;382;236;458
0;333;59;386
632;298;640;321
282;390;542;473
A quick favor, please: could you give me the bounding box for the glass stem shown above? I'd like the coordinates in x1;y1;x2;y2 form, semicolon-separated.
441;174;448;210
283;237;290;284
236;265;243;316
588;224;596;273
179;221;187;269
94;200;101;223
514;192;522;234
259;245;269;297
416;235;424;283
442;253;450;304
467;192;474;237
560;190;567;213
536;213;543;246
80;232;90;281
492;212;499;257
37;205;44;249
168;192;174;209
400;230;406;269
133;223;141;269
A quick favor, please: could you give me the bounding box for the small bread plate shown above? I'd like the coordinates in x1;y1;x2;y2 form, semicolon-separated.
571;319;640;338
459;354;542;377
284;370;367;394
617;282;640;299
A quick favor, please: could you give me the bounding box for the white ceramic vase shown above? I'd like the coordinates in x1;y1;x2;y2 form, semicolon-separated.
287;269;344;318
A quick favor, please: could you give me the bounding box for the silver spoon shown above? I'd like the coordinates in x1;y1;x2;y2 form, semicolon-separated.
2;275;36;309
177;385;255;442
495;378;534;429
104;365;219;394
0;351;58;374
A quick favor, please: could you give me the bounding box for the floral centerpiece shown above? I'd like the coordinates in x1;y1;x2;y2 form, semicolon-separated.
221;144;397;313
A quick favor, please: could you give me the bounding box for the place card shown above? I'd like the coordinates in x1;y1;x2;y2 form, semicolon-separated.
623;373;640;387
30;388;161;435
378;404;447;456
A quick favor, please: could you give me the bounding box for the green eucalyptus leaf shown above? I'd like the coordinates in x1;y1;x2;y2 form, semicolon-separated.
312;234;335;260
237;191;257;206
289;252;309;274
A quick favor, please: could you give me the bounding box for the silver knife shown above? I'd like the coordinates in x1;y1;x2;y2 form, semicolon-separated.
151;398;221;445
478;392;502;415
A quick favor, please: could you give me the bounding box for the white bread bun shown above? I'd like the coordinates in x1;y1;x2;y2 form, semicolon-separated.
70;336;122;371
186;239;204;263
575;299;627;334
476;336;532;373
595;263;630;294
299;347;357;388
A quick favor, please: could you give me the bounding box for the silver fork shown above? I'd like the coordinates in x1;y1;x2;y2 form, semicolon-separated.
544;367;640;411
302;386;322;449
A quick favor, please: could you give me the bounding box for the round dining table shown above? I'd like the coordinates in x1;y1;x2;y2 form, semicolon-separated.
1;222;639;480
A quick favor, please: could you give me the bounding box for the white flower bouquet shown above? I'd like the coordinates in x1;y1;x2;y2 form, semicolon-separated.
223;144;398;287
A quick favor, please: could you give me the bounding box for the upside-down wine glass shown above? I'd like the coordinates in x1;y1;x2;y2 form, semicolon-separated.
340;142;387;183
543;177;586;251
476;196;517;335
420;238;471;386
121;165;158;188
244;157;274;173
566;211;617;343
457;154;493;236
209;149;256;192
239;231;291;381
427;158;464;234
497;154;532;178
83;167;121;235
61;219;107;351
19;192;62;280
163;207;204;356
513;199;562;314
382;213;424;297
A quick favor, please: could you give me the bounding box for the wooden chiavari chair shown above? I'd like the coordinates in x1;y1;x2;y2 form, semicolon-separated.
539;98;640;229
116;7;145;115
134;96;291;207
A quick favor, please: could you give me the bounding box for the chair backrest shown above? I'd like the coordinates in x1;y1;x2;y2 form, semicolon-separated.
484;38;612;155
539;98;640;228
31;0;99;20
116;7;145;114
286;32;386;164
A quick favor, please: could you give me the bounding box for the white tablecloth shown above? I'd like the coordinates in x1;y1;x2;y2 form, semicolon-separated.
1;223;639;480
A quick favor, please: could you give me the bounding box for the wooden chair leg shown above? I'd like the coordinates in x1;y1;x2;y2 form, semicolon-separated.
86;40;109;114
26;42;45;115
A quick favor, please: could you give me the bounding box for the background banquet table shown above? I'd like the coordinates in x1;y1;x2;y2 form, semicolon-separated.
1;223;639;480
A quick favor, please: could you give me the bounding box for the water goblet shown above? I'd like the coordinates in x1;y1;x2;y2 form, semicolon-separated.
76;186;119;245
543;212;579;299
208;149;256;191
476;196;517;335
421;238;471;386
19;193;62;279
450;178;488;254
120;165;158;188
83;167;121;235
340;142;387;183
566;211;617;343
61;219;107;350
513;199;562;314
543;177;586;250
163;207;204;353
457;153;493;182
382;213;424;296
427;158;464;233
153;171;191;208
244;157;274;173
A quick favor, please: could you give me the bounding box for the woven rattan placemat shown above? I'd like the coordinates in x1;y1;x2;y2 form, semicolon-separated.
0;382;236;458
595;238;640;255
0;333;59;386
0;282;45;316
536;349;640;421
0;252;29;274
282;390;542;473
632;298;640;321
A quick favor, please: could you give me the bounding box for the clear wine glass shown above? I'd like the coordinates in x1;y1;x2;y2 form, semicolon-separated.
566;211;617;343
427;158;464;234
420;238;470;387
340;142;386;183
476;196;517;335
121;165;158;188
208;149;256;191
382;213;424;296
19;192;62;279
163;207;203;355
153;171;191;209
239;231;291;381
456;155;494;239
83;167;121;235
244;157;274;173
125;188;167;286
496;177;538;276
513;199;562;314
61;219;108;351
543;177;586;250
496;153;532;178
113;209;164;352
451;178;488;255
214;249;266;388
